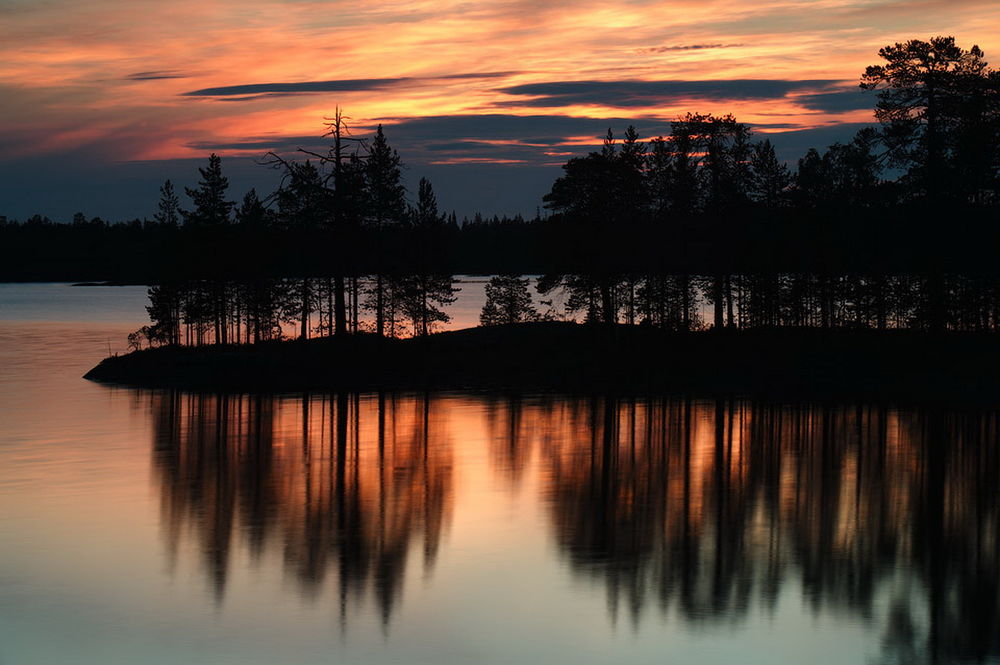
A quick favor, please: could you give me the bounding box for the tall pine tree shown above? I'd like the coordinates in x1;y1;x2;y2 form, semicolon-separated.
154;179;180;227
183;154;234;226
365;125;407;336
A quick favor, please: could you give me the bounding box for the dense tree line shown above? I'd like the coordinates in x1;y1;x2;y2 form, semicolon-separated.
7;36;1000;338
524;271;1000;332
136;275;458;347
130;269;1000;350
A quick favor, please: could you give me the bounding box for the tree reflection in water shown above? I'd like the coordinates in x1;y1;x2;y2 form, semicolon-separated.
146;391;1000;661
537;397;1000;663
149;390;452;628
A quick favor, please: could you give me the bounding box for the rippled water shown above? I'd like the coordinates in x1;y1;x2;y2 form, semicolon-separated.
1;284;998;664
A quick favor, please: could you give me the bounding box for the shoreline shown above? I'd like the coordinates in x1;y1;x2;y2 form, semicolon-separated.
83;322;1000;402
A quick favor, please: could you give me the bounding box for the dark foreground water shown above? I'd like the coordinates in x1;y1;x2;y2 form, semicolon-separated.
1;284;998;664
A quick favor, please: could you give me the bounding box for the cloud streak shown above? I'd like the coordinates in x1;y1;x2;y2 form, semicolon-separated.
498;79;843;107
125;70;190;81
638;44;745;53
182;113;868;171
796;89;876;113
183;78;410;97
184;72;520;97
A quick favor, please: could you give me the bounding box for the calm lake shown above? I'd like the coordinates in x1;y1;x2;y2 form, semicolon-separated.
1;283;998;665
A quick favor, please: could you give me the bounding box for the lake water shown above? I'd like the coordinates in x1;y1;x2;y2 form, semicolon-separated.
1;283;998;665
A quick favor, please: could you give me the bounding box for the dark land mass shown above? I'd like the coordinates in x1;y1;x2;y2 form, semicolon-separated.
8;206;1000;284
84;322;1000;402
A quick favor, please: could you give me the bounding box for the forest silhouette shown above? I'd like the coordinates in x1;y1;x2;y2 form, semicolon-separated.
10;37;1000;346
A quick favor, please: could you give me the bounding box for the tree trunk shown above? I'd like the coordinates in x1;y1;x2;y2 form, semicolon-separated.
600;279;614;325
351;276;359;333
713;275;724;329
220;285;228;345
725;275;734;328
326;278;333;337
334;276;347;336
376;274;385;336
681;274;691;331
300;278;310;340
421;285;428;336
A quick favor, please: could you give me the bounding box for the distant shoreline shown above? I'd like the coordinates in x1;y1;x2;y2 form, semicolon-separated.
70;281;140;287
83;322;1000;402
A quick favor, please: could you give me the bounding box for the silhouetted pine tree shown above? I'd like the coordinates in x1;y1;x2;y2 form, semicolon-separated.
401;274;458;336
953;70;1000;203
240;279;286;343
154;179;180;227
749;140;791;208
183;154;234;226
794;148;833;206
365;125;407;336
646;137;674;221
666;120;701;214
414;178;442;227
235;188;268;228
275;161;327;230
824;128;883;205
366;125;406;228
174;153;236;345
146;284;183;345
538;274;614;324
480;275;539;325
634;275;700;329
617;125;649;223
861;36;991;201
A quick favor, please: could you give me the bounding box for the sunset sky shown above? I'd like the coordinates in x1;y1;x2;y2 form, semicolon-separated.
2;0;998;220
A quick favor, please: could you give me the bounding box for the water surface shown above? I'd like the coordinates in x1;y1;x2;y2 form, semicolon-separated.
1;283;997;664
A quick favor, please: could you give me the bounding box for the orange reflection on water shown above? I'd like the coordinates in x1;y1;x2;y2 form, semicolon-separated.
144;391;1000;661
150;391;453;622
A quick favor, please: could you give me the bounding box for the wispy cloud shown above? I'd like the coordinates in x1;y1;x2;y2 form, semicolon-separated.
183;78;409;97
796;88;875;113
498;79;842;107
638;44;745;53
373;113;673;143
183;114;676;165
185;113;871;162
184;72;521;97
125;70;190;81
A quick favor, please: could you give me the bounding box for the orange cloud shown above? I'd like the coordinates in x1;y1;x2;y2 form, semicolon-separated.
0;0;997;163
